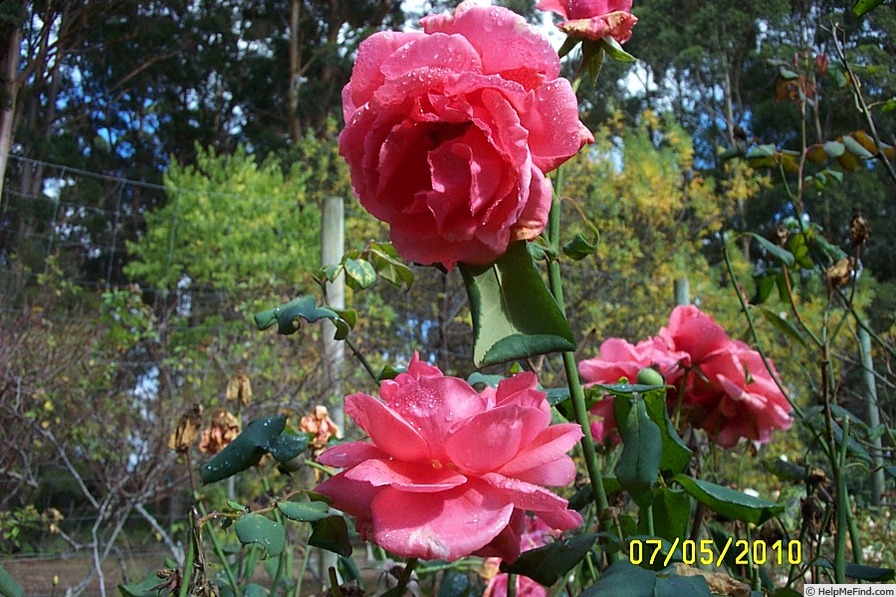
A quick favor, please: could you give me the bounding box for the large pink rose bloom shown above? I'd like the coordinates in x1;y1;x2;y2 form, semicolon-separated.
339;2;593;269
536;0;638;43
660;305;793;447
314;355;583;562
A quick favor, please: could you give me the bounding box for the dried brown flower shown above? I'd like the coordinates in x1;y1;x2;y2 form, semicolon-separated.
168;404;203;453
198;409;241;455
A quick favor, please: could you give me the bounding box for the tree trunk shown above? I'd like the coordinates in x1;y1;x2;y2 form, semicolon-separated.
0;24;22;215
288;0;303;143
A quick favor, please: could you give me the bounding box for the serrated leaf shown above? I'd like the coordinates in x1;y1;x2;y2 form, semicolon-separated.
243;584;269;597
235;513;285;558
817;558;895;581
786;232;812;269
673;475;783;525
653;488;690;542
200;416;307;483
563;232;600;261
500;533;598;585
254;296;347;338
467;372;505;389
755;305;807;347
751;272;779;305
642;391;692;476
309;515;352;556
200;416;285;483
459;242;575;367
225;500;247;512
371;255;414;289
343;257;377;289
377;365;403;381
616;400;661;507
277;500;331;522
745;232;794;267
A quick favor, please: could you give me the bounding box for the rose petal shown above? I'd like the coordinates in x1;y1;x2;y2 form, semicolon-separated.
345;458;468;492
522;78;594;172
497;423;582;483
436;3;561;83
370;483;514;561
345;31;426;115
479;472;578;527
345;393;430;462
444;405;547;474
315;472;382;522
317;441;388;468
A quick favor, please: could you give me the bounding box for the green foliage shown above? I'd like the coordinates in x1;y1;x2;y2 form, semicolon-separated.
500;534;599;585
459;242;575;367
673;475;784;525
254;295;353;340
199;416;310;484
580;559;712;596
125;146;318;293
234;513;285;559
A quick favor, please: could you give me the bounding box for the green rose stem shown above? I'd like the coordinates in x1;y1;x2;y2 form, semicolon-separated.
546;168;615;563
185;450;240;593
394;558;419;595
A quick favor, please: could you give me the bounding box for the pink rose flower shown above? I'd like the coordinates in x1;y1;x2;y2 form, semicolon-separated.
658;305;731;365
314;354;583;562
579;306;793;447
578;337;686;444
659;305;793;447
683;340;793;448
536;0;638;43
339;2;593;269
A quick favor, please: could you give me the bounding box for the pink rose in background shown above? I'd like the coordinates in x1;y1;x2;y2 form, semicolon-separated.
536;0;638;43
578;337;686;445
339;2;593;269
314;354;582;562
659;305;792;446
579;305;793;447
684;340;793;448
658;305;731;365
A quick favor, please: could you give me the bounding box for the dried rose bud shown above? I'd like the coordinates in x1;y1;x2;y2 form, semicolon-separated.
168;404;202;453
774;223;790;247
826;257;854;288
225;370;252;406
850;212;869;248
